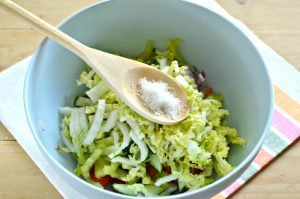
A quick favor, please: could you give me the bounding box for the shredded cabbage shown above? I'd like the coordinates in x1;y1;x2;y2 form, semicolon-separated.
82;99;105;146
58;38;245;196
154;174;179;186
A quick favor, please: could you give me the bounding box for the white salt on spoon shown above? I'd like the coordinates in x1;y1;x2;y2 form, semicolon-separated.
138;78;183;119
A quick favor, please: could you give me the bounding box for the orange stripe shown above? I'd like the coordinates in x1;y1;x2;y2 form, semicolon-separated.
253;148;273;168
274;85;300;122
211;194;225;199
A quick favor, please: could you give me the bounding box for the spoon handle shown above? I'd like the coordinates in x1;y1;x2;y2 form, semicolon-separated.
0;0;91;63
0;0;190;124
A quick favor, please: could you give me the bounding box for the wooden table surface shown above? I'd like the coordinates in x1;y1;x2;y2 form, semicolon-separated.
0;0;299;198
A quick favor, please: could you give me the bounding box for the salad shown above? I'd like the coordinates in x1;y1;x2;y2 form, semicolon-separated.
57;38;245;196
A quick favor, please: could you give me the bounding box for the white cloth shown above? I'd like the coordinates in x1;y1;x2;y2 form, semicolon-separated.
0;1;299;199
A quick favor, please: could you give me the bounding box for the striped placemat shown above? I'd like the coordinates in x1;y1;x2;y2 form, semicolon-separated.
213;86;300;198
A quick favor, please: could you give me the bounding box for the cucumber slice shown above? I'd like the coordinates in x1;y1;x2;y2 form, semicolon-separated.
178;180;185;192
112;184;137;196
74;96;94;107
112;183;168;196
160;184;178;196
144;184;168;195
149;154;162;172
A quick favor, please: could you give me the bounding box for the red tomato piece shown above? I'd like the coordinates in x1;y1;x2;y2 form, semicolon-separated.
171;179;178;186
190;167;202;175
146;164;157;177
204;86;213;97
89;168;113;186
163;166;172;174
111;178;125;184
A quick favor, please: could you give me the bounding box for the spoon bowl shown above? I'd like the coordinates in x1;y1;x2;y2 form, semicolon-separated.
122;66;189;124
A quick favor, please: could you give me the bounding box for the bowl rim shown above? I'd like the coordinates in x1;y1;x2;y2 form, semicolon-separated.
24;0;274;198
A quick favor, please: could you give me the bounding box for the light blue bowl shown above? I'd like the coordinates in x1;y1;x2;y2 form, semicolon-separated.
24;0;273;198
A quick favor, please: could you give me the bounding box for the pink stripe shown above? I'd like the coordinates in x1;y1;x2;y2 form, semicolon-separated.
224;181;243;196
272;109;300;141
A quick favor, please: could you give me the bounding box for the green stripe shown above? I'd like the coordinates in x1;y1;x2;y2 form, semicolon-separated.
238;130;291;185
240;164;258;182
263;129;289;155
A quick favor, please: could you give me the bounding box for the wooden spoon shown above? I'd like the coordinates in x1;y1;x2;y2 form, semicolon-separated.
0;0;189;125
